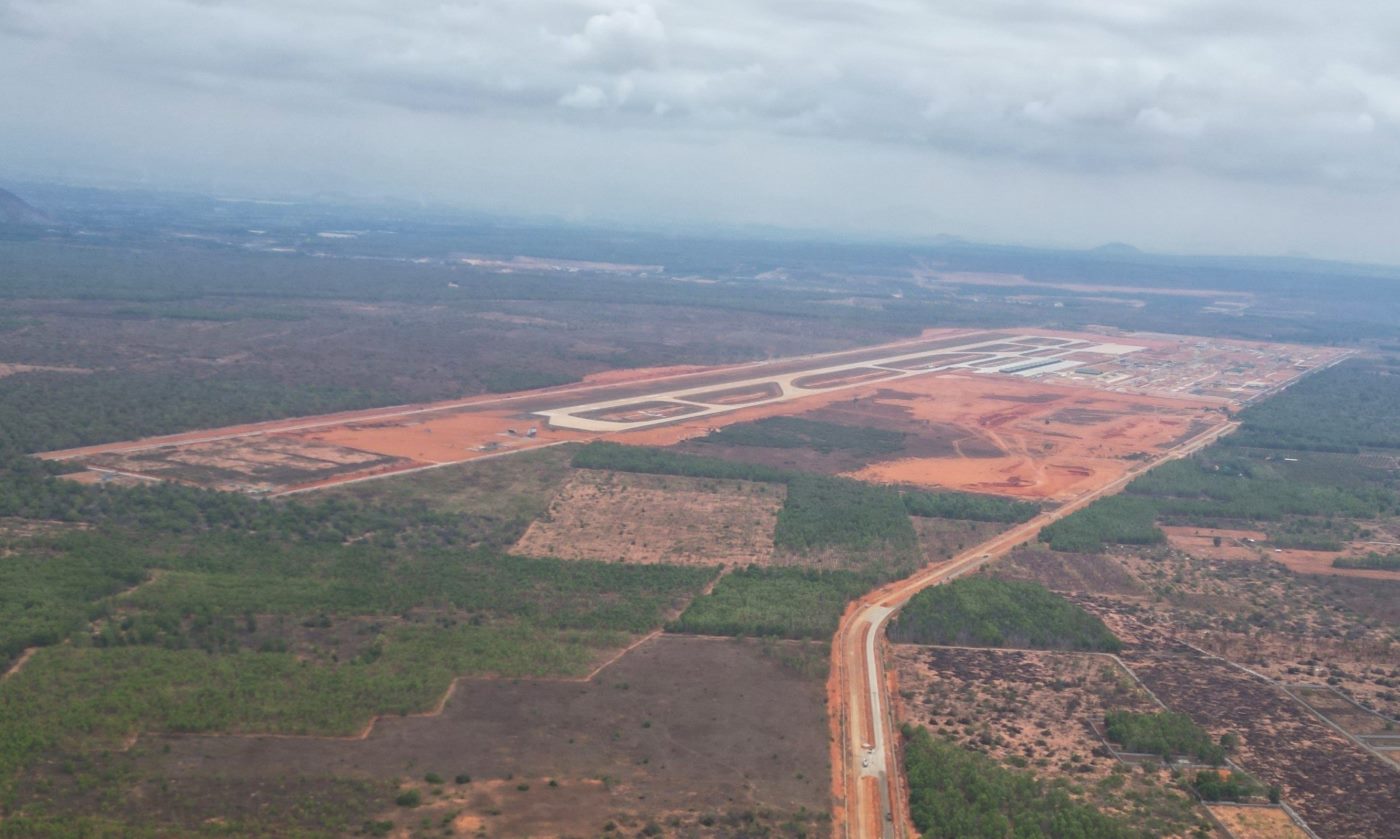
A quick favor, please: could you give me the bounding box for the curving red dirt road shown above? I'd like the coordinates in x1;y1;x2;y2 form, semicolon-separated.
829;418;1241;838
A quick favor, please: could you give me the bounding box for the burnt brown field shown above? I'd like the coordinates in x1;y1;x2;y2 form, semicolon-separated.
1095;607;1400;839
133;635;831;838
511;469;785;566
984;538;1400;838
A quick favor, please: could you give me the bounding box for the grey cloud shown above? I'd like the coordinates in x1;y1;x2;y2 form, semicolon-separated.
3;0;1400;262
6;0;1398;187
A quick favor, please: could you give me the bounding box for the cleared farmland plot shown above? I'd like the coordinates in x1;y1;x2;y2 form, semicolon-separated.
512;468;785;565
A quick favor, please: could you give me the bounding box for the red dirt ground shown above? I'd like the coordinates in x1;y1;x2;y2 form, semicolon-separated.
1163;527;1400;581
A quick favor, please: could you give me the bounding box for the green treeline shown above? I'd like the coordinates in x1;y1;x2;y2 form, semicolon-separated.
695;416;905;457
1038;455;1392;553
1124;458;1387;522
0;371;401;454
888;577;1121;652
0;456;490;549
1333;553;1400;570
1267;516;1350;550
572;441;796;483
902;725;1139;839
666;567;871;639
1037;496;1165;554
903;489;1039;523
1103;711;1225;764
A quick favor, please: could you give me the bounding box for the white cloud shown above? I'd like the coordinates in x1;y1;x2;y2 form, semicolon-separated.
562;3;667;70
559;83;608;110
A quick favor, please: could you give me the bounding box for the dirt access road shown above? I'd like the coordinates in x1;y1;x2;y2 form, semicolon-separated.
830;418;1240;839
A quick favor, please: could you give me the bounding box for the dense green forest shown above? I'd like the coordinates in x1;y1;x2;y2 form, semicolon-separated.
1124;457;1389;522
775;475;917;557
1224;362;1400;452
1040;453;1392;551
695;416;906;457
1102;711;1226;764
902;725;1139;839
1038;496;1166;553
889;577;1121;652
0;371;398;453
667;567;871;639
903;488;1039;524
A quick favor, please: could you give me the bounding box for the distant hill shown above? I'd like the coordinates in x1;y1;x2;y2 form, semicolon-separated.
1090;241;1142;256
0;188;55;225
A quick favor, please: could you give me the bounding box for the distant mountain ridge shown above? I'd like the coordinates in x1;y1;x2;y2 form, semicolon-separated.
1090;241;1142;256
0;187;55;225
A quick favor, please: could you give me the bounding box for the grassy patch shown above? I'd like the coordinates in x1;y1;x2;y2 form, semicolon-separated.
667;567;870;640
695;416;904;457
571;442;794;483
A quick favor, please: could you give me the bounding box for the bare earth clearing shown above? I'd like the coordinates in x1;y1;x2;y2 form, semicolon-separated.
42;329;1338;499
1210;805;1310;839
512;469;785;566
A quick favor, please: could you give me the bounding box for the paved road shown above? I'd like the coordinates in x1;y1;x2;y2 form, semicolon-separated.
831;418;1241;839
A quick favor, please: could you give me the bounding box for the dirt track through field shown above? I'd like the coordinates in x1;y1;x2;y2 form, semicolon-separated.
1;648;38;683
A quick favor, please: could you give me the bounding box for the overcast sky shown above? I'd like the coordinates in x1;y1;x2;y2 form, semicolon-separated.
3;1;1399;261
